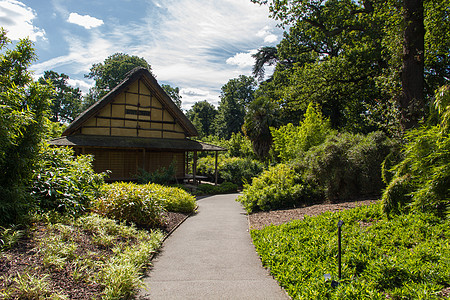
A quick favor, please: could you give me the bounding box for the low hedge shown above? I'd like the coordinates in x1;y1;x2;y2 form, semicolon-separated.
239;131;396;213
92;182;196;228
195;182;238;195
237;164;317;213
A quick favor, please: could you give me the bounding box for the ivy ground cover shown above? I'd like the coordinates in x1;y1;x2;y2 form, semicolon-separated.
251;203;450;299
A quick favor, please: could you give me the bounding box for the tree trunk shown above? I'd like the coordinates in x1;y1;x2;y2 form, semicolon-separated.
399;0;425;130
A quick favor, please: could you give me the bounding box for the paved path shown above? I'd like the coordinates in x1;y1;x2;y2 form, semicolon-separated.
138;193;288;299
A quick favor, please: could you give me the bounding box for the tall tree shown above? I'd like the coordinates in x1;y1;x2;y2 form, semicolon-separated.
186;100;218;138
251;0;385;131
38;71;83;123
252;46;278;81
242;96;277;159
85;53;152;103
252;0;449;133
398;0;425;130
214;75;257;139
0;29;52;224
161;84;182;108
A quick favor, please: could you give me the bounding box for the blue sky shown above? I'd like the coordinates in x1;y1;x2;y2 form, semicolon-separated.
0;0;283;109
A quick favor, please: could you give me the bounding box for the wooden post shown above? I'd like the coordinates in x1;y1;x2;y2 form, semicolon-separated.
193;151;197;185
185;151;189;175
142;148;146;170
214;151;218;186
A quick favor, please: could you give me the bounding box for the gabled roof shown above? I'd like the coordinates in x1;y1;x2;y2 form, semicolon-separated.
62;67;198;137
50;135;226;152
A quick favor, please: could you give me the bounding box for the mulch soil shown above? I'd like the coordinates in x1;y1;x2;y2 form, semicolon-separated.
248;198;380;230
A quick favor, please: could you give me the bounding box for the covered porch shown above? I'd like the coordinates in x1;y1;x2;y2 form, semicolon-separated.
49;134;226;183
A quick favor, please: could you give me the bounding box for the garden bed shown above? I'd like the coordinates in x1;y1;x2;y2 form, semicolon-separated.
0;211;190;299
248;198;379;230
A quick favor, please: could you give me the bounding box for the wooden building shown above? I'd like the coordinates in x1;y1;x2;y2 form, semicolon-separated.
50;67;225;182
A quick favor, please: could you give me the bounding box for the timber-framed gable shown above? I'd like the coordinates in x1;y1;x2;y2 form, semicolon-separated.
51;67;225;182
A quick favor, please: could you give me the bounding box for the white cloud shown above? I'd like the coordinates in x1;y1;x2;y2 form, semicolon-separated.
226;50;257;68
67;78;93;93
67;13;104;29
181;88;209;97
31;32;113;75
180;89;220;110
257;25;279;44
0;0;45;41
264;34;278;43
31;0;283;109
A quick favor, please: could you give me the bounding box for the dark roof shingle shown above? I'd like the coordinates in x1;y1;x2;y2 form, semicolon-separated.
49;135;226;152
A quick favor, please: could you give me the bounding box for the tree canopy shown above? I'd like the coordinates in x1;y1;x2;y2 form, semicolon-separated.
161;84;182;109
249;0;450;133
38;71;83;123
85;53;152;104
186;100;218;138
214;75;257;139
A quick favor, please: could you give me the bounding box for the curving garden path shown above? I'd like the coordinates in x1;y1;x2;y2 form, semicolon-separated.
138;193;288;299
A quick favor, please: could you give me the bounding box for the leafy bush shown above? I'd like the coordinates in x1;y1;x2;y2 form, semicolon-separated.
93;182;196;227
0;30;52;226
300;131;396;201
238;164;316;213
382;126;450;217
240;131;396;212
197;156;264;186
31;144;106;216
383;86;450;218
220;157;264;186
271;103;334;162
196;156;218;181
251;203;450;299
141;184;196;213
195;182;238;195
136;161;176;185
93;182;166;228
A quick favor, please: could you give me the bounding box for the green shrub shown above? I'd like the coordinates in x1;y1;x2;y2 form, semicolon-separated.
220;157;264;186
195;182;238;195
382;174;413;216
136;162;176;185
271;103;334;162
140;183;196;213
238;164;316;213
93;182;166;228
197;156;264;186
251;203;450;299
300;131;396;201
382;87;450;218
196;156;219;181
31;144;106;216
93;183;196;227
0;31;52;226
382;126;450;217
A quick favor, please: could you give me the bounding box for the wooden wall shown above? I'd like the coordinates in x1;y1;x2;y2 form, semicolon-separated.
79;79;186;139
81;148;185;181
